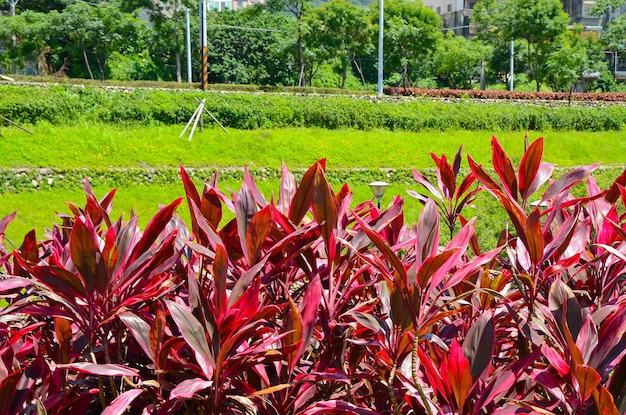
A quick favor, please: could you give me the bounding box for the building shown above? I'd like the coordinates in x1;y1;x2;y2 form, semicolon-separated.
209;0;265;11
424;0;607;38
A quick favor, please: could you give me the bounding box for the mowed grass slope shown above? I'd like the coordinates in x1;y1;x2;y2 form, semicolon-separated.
0;122;624;246
1;123;626;169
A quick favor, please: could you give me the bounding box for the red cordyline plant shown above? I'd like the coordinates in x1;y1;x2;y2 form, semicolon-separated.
0;140;625;415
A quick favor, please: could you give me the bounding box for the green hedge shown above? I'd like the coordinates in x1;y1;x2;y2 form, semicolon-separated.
1;84;625;131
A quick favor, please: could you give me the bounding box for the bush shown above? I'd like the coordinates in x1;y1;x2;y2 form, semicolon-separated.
1;83;626;131
2;141;626;414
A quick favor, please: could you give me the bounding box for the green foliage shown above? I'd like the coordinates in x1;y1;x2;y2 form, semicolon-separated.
372;0;442;87
305;0;371;88
434;32;490;90
473;0;570;91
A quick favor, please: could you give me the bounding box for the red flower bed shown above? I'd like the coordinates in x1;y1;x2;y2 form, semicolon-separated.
385;86;626;102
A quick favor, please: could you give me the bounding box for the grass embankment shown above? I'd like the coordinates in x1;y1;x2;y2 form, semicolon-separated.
2;124;625;168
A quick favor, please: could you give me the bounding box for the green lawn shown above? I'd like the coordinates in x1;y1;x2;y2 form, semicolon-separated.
2;123;626;169
0;123;624;246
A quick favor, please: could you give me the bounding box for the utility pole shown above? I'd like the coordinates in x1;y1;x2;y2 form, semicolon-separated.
509;39;514;91
9;0;19;74
199;0;208;91
377;0;384;96
186;7;192;85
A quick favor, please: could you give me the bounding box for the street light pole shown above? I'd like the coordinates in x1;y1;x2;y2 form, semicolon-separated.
509;39;514;91
186;7;192;85
377;0;384;96
9;0;19;74
369;181;389;209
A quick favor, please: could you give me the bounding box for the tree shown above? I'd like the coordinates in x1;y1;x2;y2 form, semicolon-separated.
206;6;296;85
434;31;489;89
473;0;569;91
546;25;607;92
50;3;146;80
267;0;312;86
0;10;54;74
305;0;371;88
373;0;441;88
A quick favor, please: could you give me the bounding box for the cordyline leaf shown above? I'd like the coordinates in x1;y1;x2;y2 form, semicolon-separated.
0;370;20;415
30;265;86;299
200;186;222;230
592;385;620;415
0;277;31;292
213;244;228;316
300;400;379;415
119;312;156;364
244;167;269;208
18;229;38;264
236;183;257;265
444;246;502;291
353;214;408;291
150;306;166;366
128;198;182;263
525;208;544;267
469;155;528;246
608;355;626;413
605;169;626;204
456;174;477;202
518;137;543;204
286;296;303;372
290;160;324;224
299;275;322;358
549;279;583;343
101;389;144;415
0;211;16;237
598;206;620;246
251;383;292;396
491;137;518;200
166;300;215;380
526;162;555;201
279;161;297;215
246;205;272;265
463;312;495;382
54;318;72;364
453;145;463;177
56;363;139;377
102;226;118;280
70;217;107;294
170;378;213;399
573;364;601;402
432;153;456;197
541;163;600;204
180;166;204;243
312;163;337;262
541;206;580;262
413;168;442;199
445;338;473;411
416;199;440;267
416;249;458;289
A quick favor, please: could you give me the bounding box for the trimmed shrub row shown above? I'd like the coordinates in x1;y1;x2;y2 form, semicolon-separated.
1;84;626;131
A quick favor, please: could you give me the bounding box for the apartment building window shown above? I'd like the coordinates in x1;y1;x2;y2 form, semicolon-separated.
447;3;452;11
582;0;596;17
209;0;232;10
436;6;441;13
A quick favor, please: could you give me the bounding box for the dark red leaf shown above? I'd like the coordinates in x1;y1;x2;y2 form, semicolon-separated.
56;363;139;377
170;378;213;399
70;218;106;293
31;265;86;299
444;339;473;411
128;198;182;263
526;207;544;267
200;186;222;230
491;136;518;200
573;364;601;402
289;161;320;224
279;161;297;215
246;205;272;265
518;137;544;204
236;183;257;264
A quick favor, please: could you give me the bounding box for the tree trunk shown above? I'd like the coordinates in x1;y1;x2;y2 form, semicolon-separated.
82;43;95;80
341;56;348;89
353;58;366;90
176;51;182;83
297;18;305;87
94;53;105;81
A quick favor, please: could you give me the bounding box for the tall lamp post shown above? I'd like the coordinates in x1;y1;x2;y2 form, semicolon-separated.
377;0;384;96
9;0;19;74
369;181;389;209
